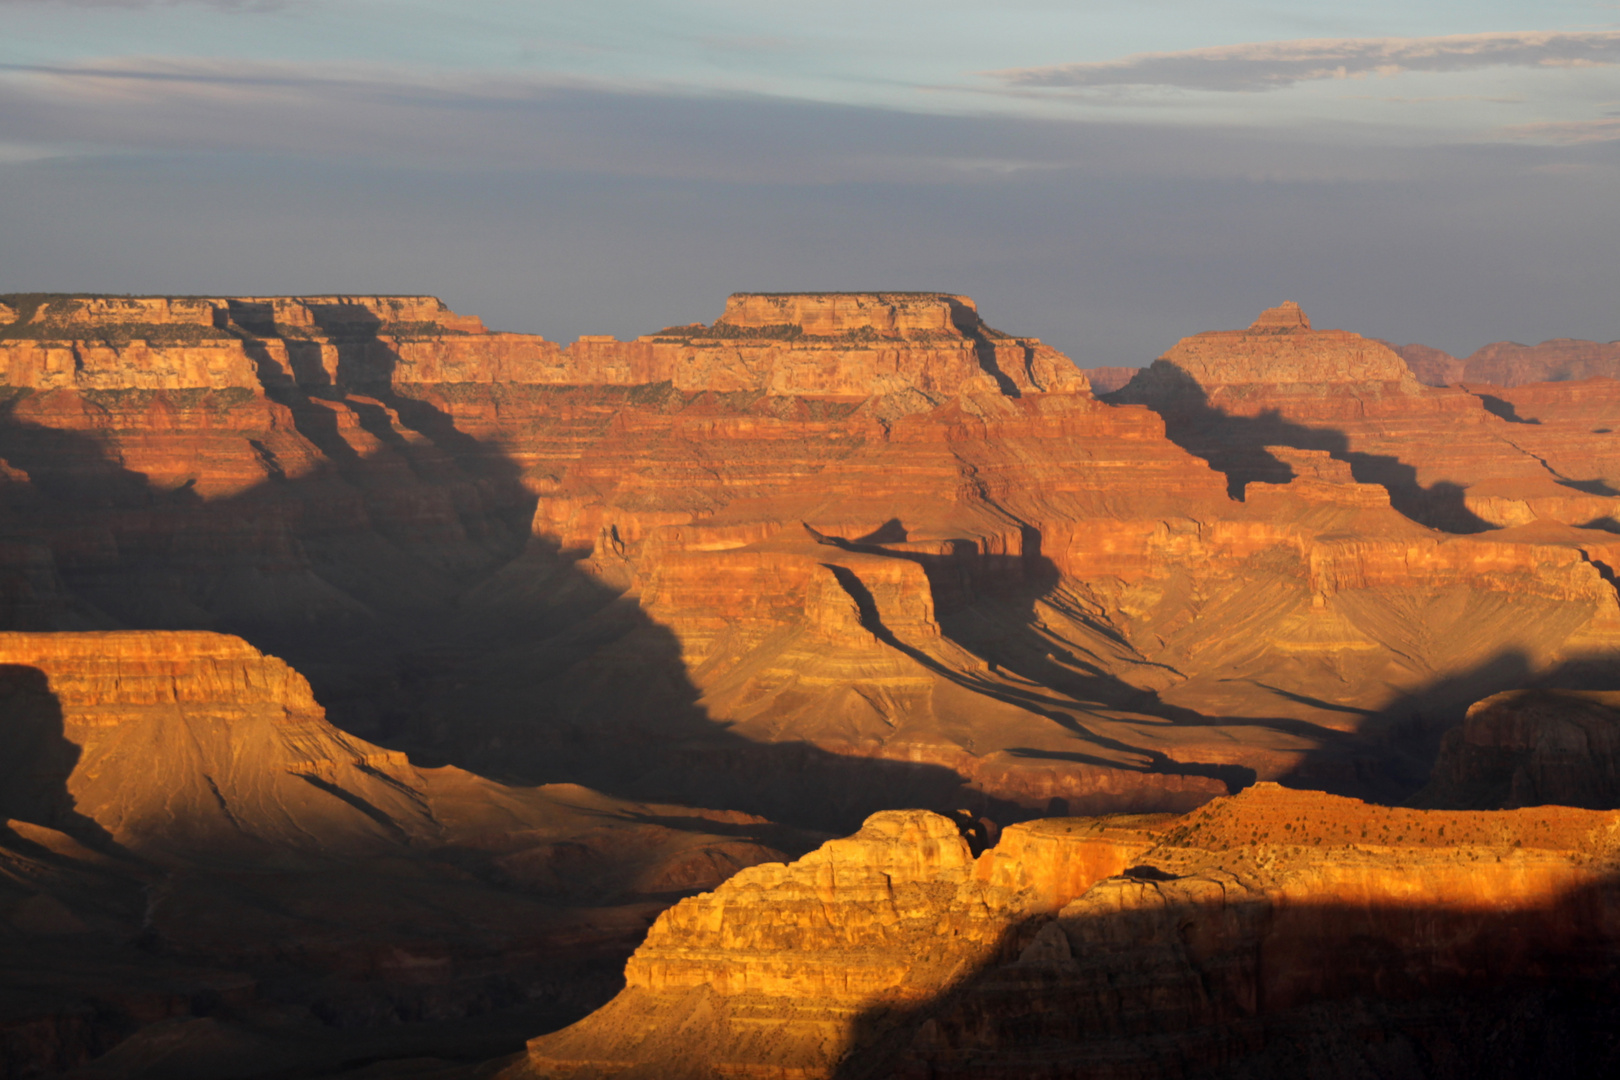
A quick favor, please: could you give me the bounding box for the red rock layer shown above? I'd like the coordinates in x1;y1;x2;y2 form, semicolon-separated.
520;785;1620;1079
0;629;816;1075
1463;338;1620;387
1110;304;1620;532
1389;337;1620;389
475;342;1620;819
1415;688;1620;810
6;292;1620;830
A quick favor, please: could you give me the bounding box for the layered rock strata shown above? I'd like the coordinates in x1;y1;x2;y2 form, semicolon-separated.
521;784;1620;1079
6;291;1620;833
1416;688;1620;810
0;630;812;1077
1395;337;1620;388
6;290;1620;1072
1111;303;1620;532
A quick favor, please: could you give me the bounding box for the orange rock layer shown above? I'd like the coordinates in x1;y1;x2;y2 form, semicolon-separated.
5;292;1620;829
522;784;1620;1079
0;628;825;1073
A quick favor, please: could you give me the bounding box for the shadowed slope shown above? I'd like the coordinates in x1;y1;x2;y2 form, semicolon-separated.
519;786;1620;1080
0;630;831;1078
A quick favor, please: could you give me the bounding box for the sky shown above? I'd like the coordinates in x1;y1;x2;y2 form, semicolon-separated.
1;1;1616;364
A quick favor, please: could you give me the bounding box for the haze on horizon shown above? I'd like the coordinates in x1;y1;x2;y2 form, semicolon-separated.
1;0;1616;364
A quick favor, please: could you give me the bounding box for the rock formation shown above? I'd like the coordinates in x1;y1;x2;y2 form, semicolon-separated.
520;784;1620;1079
0;630;815;1076
1118;301;1421;393
4;288;1620;1075
1392;337;1620;388
1075;365;1140;394
1389;341;1466;386
7;292;1620;832
1416;688;1620;810
1110;303;1620;532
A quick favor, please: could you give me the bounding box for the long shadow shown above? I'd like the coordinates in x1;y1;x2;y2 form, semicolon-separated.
1472;390;1541;425
0;664;120;852
802;516;1620;808
1107;361;1498;533
830;872;1620;1078
807;522;1399;801
0;343;1000;837
1;324;1613;835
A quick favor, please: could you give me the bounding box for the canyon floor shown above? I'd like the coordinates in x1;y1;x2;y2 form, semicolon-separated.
3;291;1620;1077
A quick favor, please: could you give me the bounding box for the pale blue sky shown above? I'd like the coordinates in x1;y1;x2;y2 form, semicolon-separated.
2;1;1616;360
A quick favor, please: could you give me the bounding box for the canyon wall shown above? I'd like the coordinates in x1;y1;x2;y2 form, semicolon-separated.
6;292;1620;834
5;289;1620;1075
1416;688;1620;811
1110;304;1620;533
0;630;816;1077
521;784;1620;1079
1396;338;1620;388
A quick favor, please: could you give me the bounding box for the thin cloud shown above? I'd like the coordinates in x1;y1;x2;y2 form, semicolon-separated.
991;30;1620;93
0;0;291;7
0;55;1481;186
700;36;795;54
1501;117;1620;143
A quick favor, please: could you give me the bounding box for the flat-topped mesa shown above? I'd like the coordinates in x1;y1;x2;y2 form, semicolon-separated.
0;293;509;391
0;291;1088;399
647;291;1088;400
713;291;982;337
221;295;488;336
1173;301;1414;386
1113;301;1421;403
2;294;487;336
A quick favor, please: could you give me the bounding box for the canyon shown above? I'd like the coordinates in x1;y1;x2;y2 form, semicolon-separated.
1391;337;1620;388
3;290;1620;1076
520;786;1620;1079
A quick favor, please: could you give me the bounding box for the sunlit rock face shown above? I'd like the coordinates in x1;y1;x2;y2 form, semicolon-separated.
1397;337;1620;388
1141;300;1420;390
1108;303;1620;533
7;293;1620;834
0;629;814;1075
521;785;1620;1080
7;292;1620;1076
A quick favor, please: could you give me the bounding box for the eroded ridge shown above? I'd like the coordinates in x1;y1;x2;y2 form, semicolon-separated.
521;785;1620;1079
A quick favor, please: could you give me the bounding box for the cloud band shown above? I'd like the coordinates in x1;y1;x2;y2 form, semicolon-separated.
992;30;1620;93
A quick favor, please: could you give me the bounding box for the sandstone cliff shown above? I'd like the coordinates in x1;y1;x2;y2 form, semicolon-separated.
4;290;1620;1075
523;808;1162;1079
7;291;1620;848
0;630;815;1077
1416;688;1620;810
521;785;1620;1079
1388;336;1620;389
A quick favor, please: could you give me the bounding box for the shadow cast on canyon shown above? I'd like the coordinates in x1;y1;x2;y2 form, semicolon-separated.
3;361;1616;837
829;874;1620;1080
0;383;1027;836
0;664;127;860
807;520;1452;806
1105;365;1497;534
